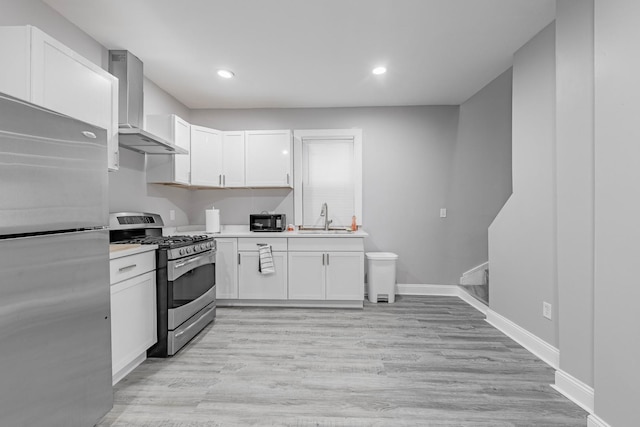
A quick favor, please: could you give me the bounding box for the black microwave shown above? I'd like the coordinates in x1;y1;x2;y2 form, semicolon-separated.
250;213;286;232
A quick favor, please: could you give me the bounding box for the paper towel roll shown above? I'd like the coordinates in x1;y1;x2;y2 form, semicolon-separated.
205;209;220;233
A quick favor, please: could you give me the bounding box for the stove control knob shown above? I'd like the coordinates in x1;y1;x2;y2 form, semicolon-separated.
187;247;192;254
179;248;185;256
195;244;201;251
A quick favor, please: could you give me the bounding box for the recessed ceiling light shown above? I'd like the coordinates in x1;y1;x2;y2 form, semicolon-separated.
217;69;235;79
372;66;387;75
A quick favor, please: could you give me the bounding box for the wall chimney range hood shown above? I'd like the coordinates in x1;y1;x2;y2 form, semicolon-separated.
108;50;187;155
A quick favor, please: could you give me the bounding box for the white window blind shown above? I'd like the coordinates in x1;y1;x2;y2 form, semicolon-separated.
302;139;354;227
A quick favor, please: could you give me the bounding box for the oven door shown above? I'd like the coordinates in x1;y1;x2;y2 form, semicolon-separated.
166;250;215;330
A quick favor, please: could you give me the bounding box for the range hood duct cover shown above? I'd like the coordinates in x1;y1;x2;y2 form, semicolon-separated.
108;50;187;155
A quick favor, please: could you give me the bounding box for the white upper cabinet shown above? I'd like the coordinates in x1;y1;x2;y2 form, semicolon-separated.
0;26;119;171
146;114;191;185
222;131;246;187
190;125;222;187
245;130;293;187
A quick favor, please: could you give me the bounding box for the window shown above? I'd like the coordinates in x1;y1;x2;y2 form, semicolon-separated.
293;129;362;227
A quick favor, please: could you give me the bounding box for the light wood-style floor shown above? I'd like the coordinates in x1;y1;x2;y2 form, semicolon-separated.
98;296;587;426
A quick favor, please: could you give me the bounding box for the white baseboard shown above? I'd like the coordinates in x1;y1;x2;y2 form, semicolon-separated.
396;283;459;296
396;283;613;421
397;284;558;368
587;414;612;427
397;283;488;315
485;309;559;369
112;352;146;385
457;287;489;316
551;369;594;413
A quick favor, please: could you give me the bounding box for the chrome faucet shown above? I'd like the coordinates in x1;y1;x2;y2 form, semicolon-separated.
320;202;333;231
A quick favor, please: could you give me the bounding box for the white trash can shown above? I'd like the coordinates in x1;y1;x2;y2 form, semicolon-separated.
366;252;398;303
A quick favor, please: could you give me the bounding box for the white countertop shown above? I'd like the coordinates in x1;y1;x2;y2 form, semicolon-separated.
163;225;368;238
109;244;158;260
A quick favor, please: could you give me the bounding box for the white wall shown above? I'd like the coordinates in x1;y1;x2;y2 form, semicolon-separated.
488;23;558;347
556;0;595;388
593;0;640;424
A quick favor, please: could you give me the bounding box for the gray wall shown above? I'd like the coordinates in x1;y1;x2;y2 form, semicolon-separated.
190;106;460;284
0;0;105;67
488;23;558;347
445;68;513;279
108;77;193;228
594;0;640;424
556;0;595;388
0;0;197;229
1;0;515;286
190;101;512;285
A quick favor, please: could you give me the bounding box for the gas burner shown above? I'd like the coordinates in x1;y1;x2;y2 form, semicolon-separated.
115;234;213;250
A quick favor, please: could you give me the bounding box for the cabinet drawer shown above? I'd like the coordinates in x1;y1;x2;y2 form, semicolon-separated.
238;237;287;252
288;237;364;252
110;251;156;285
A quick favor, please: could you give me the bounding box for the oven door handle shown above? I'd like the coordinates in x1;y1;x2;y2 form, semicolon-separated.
168;251;215;282
175;257;203;269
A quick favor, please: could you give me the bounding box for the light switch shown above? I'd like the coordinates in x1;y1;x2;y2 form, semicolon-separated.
440;208;447;218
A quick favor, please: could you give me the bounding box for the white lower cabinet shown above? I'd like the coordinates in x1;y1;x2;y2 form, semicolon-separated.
109;249;157;385
325;252;365;300
237;238;288;299
218;236;364;305
238;252;288;299
288;251;364;301
288;252;325;299
215;238;239;299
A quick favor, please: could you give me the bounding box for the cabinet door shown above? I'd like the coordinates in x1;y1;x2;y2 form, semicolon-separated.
238;251;287;299
245;130;292;187
146;114;191;185
110;270;157;381
0;26;31;101
288;252;325;299
191;125;222;187
325;252;364;301
222;131;245;187
30;28;119;171
215;238;238;299
173;116;191;184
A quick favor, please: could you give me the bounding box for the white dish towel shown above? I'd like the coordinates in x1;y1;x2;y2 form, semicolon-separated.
258;244;275;275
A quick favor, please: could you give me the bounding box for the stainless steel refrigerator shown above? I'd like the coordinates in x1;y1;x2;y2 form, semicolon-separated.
0;93;113;426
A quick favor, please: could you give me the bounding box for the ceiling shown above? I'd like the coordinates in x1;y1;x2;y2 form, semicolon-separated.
43;0;555;109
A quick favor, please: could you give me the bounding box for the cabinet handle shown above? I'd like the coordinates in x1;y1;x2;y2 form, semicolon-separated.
286;173;290;185
322;253;325;265
118;264;137;272
219;174;222;186
238;253;241;265
326;253;330;265
223;174;226;186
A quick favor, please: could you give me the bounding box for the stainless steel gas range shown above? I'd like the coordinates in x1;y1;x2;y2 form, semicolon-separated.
109;212;216;357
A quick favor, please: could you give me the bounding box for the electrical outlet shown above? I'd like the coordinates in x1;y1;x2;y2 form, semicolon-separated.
440;208;447;218
543;302;552;320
